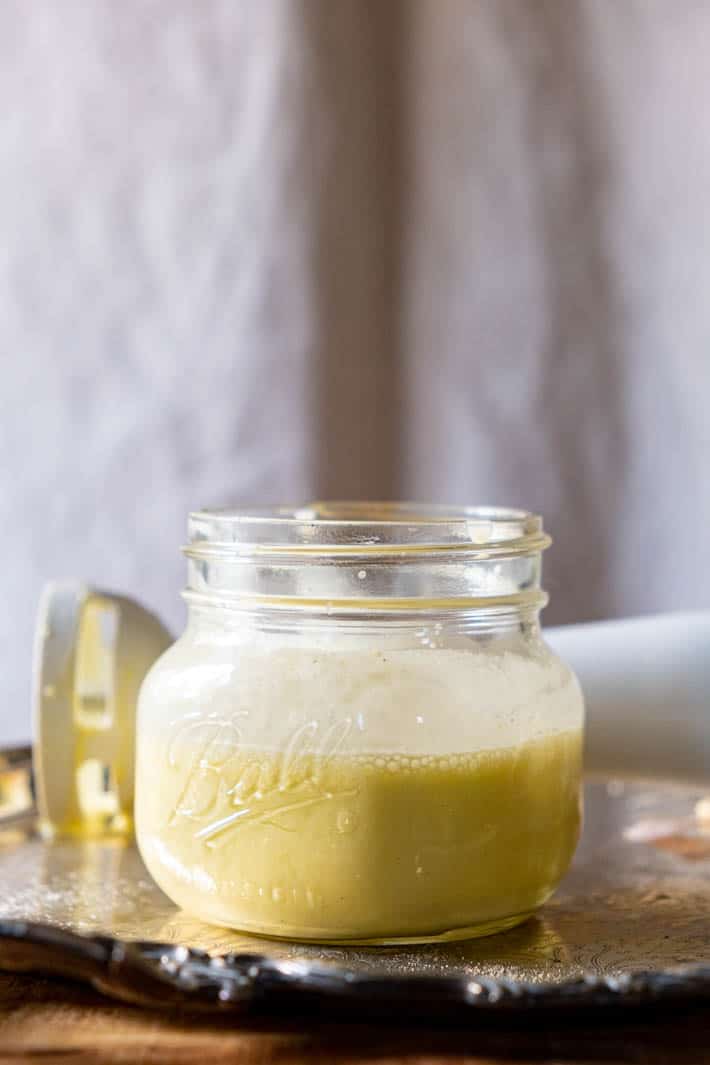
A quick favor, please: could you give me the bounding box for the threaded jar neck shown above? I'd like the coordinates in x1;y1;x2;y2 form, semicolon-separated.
183;503;550;621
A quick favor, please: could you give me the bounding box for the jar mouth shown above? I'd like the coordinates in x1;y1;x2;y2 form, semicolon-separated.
187;502;550;559
184;503;550;615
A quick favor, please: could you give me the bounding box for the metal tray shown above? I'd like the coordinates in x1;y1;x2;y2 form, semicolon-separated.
0;749;708;1019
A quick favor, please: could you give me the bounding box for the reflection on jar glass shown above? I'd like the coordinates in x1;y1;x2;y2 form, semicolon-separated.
135;503;584;945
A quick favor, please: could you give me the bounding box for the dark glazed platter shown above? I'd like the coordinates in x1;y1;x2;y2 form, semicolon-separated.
0;754;708;1018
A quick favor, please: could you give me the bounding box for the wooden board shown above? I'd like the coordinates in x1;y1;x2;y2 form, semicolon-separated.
0;972;709;1065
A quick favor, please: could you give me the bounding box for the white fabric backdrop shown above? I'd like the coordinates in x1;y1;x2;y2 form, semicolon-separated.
1;0;709;742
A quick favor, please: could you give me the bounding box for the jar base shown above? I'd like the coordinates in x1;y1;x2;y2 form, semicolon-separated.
198;909;536;947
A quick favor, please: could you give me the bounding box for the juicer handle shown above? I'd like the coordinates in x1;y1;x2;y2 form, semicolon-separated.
546;612;710;784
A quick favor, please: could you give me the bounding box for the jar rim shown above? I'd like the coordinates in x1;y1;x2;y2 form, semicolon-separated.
187;502;550;559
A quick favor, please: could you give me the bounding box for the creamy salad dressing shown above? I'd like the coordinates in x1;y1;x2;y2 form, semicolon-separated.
136;644;583;942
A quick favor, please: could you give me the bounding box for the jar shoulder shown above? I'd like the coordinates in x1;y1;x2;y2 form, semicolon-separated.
537;635;585;702
137;629;584;749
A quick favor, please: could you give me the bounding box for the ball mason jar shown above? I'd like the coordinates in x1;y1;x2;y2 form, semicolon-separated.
136;504;584;944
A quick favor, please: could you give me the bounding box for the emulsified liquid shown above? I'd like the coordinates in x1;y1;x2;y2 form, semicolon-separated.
137;727;582;942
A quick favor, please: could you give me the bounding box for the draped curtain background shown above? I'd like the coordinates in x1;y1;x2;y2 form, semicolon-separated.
1;0;709;740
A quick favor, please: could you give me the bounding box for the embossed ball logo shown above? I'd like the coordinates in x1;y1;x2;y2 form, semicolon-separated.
166;714;356;847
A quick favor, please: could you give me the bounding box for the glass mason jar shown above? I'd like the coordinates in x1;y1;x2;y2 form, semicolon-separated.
136;503;584;945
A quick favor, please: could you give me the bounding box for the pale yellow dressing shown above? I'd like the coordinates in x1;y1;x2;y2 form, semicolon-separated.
137;727;582;942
